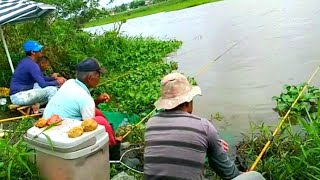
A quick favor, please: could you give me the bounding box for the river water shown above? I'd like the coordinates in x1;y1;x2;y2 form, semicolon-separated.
86;0;320;144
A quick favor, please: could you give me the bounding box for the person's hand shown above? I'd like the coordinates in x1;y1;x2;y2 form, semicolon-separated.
61;77;66;82
220;139;229;152
51;73;59;79
116;136;123;142
56;77;66;86
95;93;110;104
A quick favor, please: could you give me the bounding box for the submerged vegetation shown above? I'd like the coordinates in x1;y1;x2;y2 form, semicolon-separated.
272;84;320;123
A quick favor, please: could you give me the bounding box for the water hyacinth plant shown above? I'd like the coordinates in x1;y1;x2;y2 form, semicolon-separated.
272;83;320;123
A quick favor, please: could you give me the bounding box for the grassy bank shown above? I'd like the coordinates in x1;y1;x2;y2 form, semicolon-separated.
0;17;182;179
84;0;221;28
0;19;182;116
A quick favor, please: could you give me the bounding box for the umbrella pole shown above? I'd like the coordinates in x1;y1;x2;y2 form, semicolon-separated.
0;26;14;74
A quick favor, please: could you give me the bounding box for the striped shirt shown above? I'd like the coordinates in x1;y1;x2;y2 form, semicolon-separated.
144;110;240;180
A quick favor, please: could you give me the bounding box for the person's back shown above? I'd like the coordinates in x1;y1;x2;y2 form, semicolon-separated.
145;110;241;180
10;57;40;95
144;72;265;180
44;58;120;151
43;79;94;120
145;110;214;179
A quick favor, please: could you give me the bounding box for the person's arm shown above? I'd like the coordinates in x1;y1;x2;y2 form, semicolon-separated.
204;119;240;180
43;75;55;81
30;64;58;88
51;73;59;79
80;99;95;119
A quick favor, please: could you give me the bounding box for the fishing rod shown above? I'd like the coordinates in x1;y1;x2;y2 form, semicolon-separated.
116;41;241;176
0;113;42;123
249;66;320;171
121;41;240;139
122;109;156;139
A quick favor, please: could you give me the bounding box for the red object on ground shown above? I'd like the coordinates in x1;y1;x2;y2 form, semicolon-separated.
93;108;117;146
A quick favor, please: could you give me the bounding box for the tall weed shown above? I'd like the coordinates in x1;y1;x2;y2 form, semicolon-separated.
0;117;39;180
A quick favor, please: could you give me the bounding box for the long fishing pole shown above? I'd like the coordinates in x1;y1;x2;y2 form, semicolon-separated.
122;109;156;139
122;41;240;139
118;42;241;175
0;113;42;123
249;66;320;171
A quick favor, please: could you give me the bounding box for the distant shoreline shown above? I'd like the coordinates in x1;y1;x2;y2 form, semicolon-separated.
85;0;221;28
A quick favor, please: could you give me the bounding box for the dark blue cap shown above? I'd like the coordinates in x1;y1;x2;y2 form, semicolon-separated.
76;58;106;73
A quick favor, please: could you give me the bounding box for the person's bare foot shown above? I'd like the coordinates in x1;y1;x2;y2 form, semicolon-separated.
32;103;40;114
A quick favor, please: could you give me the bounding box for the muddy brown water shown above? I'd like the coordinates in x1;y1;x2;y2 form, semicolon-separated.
86;0;320;145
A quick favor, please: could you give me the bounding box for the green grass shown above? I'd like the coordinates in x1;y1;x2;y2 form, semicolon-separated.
84;0;221;28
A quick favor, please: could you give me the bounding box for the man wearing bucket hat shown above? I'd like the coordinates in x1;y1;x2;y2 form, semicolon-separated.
9;40;64;112
144;72;265;180
43;57;119;148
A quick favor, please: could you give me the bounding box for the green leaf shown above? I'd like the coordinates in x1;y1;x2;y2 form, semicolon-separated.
301;109;312;131
43;133;54;151
307;173;320;180
33;121;61;139
18;152;35;156
312;89;320;94
7;160;12;180
281;94;290;101
277;104;287;111
300;144;307;159
0;171;5;178
18;155;33;175
272;96;279;101
287;98;295;103
283;84;290;91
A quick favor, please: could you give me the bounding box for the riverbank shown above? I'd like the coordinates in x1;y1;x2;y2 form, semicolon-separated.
84;0;221;28
0;17;184;179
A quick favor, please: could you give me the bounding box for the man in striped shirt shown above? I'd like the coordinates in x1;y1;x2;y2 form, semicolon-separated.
144;72;265;180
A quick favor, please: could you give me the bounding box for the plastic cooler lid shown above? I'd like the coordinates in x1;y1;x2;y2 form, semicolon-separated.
25;118;106;149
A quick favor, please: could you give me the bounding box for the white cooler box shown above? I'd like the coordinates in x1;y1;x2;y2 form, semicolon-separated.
24;118;110;180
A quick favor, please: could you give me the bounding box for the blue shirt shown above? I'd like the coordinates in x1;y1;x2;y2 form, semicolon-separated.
43;79;95;120
10;57;58;95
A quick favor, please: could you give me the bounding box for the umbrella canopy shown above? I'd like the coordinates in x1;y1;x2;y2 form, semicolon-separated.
0;0;56;73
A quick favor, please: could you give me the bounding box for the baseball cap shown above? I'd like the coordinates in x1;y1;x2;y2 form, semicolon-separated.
23;40;43;52
76;57;106;74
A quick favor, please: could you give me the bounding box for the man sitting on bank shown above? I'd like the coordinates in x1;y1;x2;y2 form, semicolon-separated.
43;57;119;147
144;72;265;180
9;40;64;112
34;56;66;89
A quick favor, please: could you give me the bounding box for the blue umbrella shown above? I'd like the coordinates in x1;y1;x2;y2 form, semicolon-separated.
0;0;56;73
